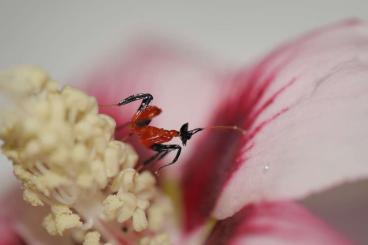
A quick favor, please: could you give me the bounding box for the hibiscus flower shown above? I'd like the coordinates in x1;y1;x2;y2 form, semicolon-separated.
0;19;367;244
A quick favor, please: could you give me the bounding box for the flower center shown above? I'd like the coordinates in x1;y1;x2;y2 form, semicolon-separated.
0;66;173;245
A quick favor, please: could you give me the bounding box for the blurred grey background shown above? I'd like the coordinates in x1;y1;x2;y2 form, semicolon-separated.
1;1;368;80
0;0;367;244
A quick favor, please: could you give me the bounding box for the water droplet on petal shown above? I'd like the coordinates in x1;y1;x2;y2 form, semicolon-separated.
263;165;270;173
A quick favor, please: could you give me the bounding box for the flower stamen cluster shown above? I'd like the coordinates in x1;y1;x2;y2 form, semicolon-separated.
0;66;172;245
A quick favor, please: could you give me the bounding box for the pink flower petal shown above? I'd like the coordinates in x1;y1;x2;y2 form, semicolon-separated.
181;19;368;230
214;19;368;219
77;39;226;139
76;39;229;170
205;201;351;245
0;217;25;245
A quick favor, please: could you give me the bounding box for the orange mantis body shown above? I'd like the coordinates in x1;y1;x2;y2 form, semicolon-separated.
130;105;179;148
115;93;244;172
